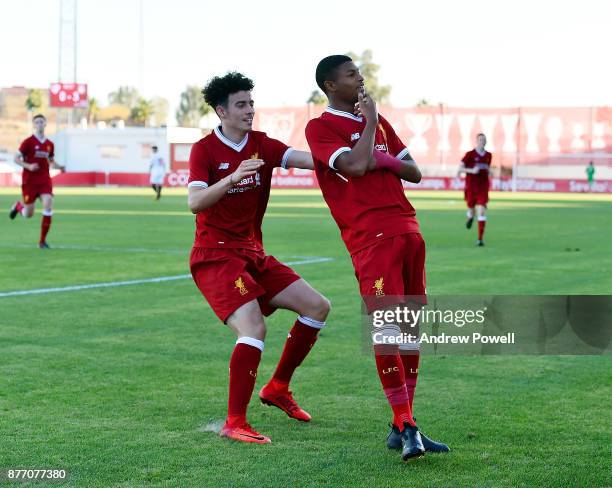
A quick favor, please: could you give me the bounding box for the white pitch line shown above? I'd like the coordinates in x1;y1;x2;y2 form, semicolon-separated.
0;243;186;254
0;257;333;298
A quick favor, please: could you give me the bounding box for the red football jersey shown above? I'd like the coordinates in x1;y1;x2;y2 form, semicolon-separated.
188;127;293;250
305;107;420;256
18;135;54;186
462;149;492;191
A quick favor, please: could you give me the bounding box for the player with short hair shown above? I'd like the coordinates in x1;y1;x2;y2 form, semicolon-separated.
458;133;492;246
9;114;65;248
188;72;330;445
149;145;166;200
305;55;449;462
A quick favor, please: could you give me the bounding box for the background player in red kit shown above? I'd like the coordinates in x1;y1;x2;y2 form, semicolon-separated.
458;133;492;246
9;114;65;248
188;72;330;444
305;55;449;462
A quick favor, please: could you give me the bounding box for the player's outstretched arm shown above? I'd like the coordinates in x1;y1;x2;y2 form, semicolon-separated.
188;159;264;213
335;91;378;178
285;150;314;170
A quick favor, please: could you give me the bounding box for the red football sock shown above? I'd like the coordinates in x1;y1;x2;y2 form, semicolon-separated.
227;338;263;427
374;344;415;428
40;213;52;244
271;316;323;385
399;350;420;408
478;217;486;240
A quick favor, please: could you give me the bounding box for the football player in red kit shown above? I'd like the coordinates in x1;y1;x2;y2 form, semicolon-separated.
188;72;330;444
9;114;65;248
458;133;492;246
305;55;449;461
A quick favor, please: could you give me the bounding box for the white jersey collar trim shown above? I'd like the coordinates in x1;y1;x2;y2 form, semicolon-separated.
214;126;249;152
33;134;47;144
325;106;363;122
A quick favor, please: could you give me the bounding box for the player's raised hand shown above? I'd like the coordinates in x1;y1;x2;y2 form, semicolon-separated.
230;159;264;185
357;90;378;124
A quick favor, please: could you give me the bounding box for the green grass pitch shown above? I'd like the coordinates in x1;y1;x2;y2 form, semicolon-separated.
1;188;611;487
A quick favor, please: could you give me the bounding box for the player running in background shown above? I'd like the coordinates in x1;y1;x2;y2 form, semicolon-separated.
188;72;330;445
149;145;166;200
9;114;65;248
458;133;492;246
305;55;449;462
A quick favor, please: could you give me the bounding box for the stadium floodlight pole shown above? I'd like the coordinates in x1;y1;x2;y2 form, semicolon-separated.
58;0;78;128
138;0;144;94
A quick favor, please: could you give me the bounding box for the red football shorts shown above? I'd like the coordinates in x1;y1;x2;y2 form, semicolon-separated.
22;181;53;204
190;247;302;322
464;186;489;207
351;233;426;314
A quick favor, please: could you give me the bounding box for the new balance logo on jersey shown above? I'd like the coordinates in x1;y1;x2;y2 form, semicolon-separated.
374;144;387;151
351;132;360;141
218;162;229;169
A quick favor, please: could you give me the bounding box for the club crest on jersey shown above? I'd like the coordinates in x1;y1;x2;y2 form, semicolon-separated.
373;277;385;297
235;276;248;296
351;132;360;141
218;162;229;170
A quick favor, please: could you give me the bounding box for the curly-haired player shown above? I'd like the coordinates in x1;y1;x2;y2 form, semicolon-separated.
188;72;330;444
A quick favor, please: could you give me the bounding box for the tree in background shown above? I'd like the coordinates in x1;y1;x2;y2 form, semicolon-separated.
307;89;327;105
345;49;391;104
25;89;43;115
150;97;169;126
416;99;432;107
176;85;211;128
87;97;100;124
108;86;140;110
130;98;154;126
97;104;131;124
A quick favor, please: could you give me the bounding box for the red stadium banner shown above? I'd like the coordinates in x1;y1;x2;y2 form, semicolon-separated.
254;105;612;167
49;83;88;108
1;171;609;193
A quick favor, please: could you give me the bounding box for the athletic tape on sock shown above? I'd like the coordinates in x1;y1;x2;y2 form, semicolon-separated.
399;341;421;351
236;336;265;352
372;323;401;344
42;210;53;217
297;315;326;329
478;216;487;221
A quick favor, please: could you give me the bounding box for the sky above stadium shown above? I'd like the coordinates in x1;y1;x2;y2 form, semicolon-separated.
1;0;611;121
